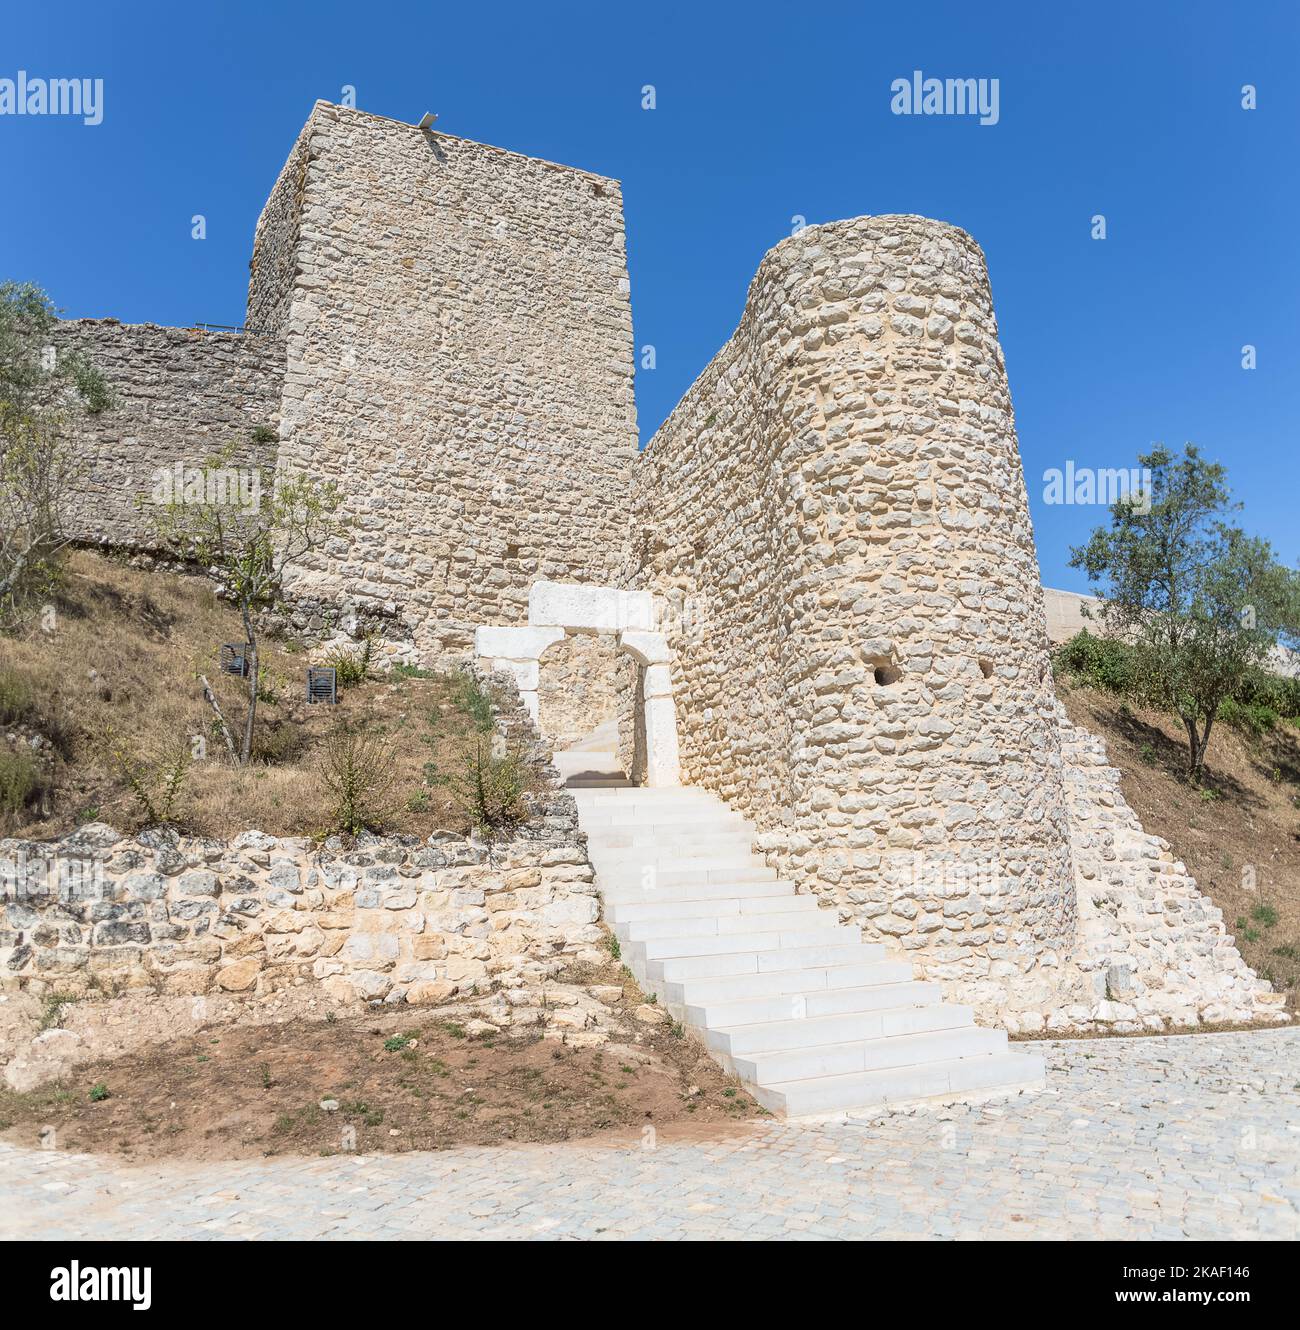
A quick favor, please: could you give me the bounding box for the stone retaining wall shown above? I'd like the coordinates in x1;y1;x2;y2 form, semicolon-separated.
0;668;604;1008
0;820;599;1007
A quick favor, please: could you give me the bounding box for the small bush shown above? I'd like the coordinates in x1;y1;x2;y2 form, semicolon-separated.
324;637;373;689
444;671;496;735
88;1083;109;1102
1054;631;1141;696
1219;697;1277;736
319;724;397;836
447;737;529;837
98;728;191;828
1250;902;1279;929
0;667;36;726
0;748;43;824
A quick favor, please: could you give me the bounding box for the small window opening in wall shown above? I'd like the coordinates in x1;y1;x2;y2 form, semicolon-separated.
873;663;902;687
978;659;994;680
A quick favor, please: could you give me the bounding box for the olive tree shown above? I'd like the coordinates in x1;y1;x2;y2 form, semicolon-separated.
146;449;343;764
1070;444;1300;780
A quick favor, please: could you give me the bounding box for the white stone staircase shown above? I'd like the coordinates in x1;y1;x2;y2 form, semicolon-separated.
561;742;1044;1118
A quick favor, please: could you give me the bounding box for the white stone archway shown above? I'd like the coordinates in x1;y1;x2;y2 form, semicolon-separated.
474;581;681;787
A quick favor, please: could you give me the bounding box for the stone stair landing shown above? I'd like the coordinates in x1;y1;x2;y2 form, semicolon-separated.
561;754;1044;1118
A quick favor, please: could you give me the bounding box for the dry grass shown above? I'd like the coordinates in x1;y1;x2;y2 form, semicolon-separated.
1059;682;1300;1010
0;550;527;841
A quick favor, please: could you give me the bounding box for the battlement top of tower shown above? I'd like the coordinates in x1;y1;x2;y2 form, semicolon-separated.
304;99;624;186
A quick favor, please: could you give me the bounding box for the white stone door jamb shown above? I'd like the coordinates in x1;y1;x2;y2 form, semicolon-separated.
473;581;682;787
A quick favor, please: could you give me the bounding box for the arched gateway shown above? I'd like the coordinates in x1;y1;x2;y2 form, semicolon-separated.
473;580;682;787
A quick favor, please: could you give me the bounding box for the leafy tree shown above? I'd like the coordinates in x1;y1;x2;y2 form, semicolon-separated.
0;282;111;620
145;447;343;764
1070;445;1300;780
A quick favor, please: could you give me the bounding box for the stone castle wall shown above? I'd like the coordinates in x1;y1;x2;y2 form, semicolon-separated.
262;103;639;663
631;217;1077;998
52;321;282;548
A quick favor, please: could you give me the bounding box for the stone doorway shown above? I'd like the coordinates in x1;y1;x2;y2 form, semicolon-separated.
473;580;681;787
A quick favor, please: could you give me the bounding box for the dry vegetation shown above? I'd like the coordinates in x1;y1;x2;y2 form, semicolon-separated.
0;966;760;1161
0;549;531;841
1058;681;1300;1010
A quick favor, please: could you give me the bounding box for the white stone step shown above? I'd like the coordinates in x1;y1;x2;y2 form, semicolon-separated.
755;1051;1046;1118
662;961;912;1008
633;925;860;963
572;803;745;824
602;879;798;906
708;1003;975;1057
732;1025;1005;1086
620;909;843;944
571;791;718;810
607;894;823;924
586;827;754;850
601;867;782;888
686;977;943;1028
647;941;884;984
588;850;767;872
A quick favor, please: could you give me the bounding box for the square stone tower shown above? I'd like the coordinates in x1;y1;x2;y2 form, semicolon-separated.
248;102;639;659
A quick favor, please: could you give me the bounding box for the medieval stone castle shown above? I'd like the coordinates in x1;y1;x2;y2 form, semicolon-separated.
44;101;1283;1081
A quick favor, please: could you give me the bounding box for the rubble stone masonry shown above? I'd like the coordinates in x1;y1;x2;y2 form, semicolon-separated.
52;321;282;548
257;103;638;661
632;217;1077;1003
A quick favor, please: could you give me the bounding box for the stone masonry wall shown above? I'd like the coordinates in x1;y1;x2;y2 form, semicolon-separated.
51;321;283;548
262;102;639;664
0;821;599;1007
631;216;1077;1002
0;670;603;1009
536;633;623;747
1051;706;1283;1031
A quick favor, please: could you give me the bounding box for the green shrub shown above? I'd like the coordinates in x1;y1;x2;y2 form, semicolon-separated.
445;670;496;734
1054;631;1141;696
1250;902;1279;929
319;724;396;836
0;748;41;821
324;637;373;689
448;737;529;837
1219;697;1277;736
98;728;190;828
0;667;36;726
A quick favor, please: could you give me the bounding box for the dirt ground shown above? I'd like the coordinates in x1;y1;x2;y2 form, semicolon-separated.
0;965;762;1162
1060;684;1300;1010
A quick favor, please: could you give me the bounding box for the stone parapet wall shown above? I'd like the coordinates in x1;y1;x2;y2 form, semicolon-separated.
267;103;639;663
632;216;1076;994
51;321;283;549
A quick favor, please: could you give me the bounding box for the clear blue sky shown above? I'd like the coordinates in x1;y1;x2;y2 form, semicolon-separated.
2;0;1296;590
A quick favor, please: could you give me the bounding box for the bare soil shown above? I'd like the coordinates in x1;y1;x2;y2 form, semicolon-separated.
0;970;761;1162
1060;684;1300;1010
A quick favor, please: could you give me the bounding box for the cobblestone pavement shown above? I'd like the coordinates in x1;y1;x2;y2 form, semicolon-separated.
2;1030;1297;1240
